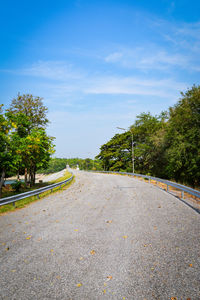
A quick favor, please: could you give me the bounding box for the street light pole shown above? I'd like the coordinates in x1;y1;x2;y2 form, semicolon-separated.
116;127;134;174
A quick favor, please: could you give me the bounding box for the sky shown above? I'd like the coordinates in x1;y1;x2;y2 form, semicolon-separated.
0;0;200;158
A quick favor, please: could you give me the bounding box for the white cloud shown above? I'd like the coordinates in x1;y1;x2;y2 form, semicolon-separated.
84;76;186;98
104;47;199;72
21;60;84;80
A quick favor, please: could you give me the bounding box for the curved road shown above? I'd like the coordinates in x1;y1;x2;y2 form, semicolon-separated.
0;171;199;300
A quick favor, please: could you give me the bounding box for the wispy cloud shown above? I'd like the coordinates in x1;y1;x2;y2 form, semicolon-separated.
84;76;187;98
21;61;84;80
104;47;199;72
3;60;188;101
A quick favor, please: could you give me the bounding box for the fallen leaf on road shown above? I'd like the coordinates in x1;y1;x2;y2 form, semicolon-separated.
74;229;79;232
6;247;9;251
90;250;96;255
123;235;128;239
51;249;54;252
107;276;112;281
11;269;16;272
171;297;177;300
1;242;5;246
76;283;82;287
106;220;112;223
189;264;193;267
104;283;107;286
103;290;106;294
26;236;31;240
79;257;83;260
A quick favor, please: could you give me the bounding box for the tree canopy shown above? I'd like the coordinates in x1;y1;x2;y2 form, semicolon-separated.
96;85;200;187
0;94;55;196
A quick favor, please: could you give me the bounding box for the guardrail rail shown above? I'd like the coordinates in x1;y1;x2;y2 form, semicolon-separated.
0;173;74;207
91;170;200;213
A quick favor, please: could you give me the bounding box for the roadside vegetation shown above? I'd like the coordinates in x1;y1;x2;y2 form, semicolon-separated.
0;170;73;214
38;157;103;174
96;85;200;188
0;94;55;198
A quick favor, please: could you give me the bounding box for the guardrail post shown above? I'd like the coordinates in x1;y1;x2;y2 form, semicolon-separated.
181;191;184;199
13;202;15;207
167;184;169;192
37;194;40;199
149;177;150;184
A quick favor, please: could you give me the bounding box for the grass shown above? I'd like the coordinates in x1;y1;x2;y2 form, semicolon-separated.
0;171;75;214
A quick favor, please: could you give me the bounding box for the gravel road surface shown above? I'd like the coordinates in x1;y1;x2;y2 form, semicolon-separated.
0;171;199;300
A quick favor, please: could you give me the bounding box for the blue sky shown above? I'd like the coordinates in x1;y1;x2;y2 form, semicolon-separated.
0;0;200;158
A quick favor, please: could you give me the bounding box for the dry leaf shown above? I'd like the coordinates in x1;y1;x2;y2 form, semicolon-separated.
51;249;54;252
74;229;79;232
189;264;193;267
26;236;31;240
103;290;106;294
76;283;82;287
11;269;16;272
171;298;177;300
123;235;128;239
104;283;107;287
79;257;83;260
90;250;96;255
106;220;112;223
107;275;112;281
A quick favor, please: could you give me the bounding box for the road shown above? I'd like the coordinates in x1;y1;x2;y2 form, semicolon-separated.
0;171;199;300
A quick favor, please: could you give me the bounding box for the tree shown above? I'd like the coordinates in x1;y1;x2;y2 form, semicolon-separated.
0;106;17;197
165;85;200;187
96;132;132;171
6;94;54;186
7;93;48;132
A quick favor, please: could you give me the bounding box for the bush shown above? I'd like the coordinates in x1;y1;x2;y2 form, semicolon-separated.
11;181;22;192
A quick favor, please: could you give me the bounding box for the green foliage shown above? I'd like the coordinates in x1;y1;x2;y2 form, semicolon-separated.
96;85;200;187
38;157;103;174
11;180;22;192
0;94;55;196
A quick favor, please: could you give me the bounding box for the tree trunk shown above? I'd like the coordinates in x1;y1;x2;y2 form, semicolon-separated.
0;168;6;198
17;169;20;181
24;168;27;186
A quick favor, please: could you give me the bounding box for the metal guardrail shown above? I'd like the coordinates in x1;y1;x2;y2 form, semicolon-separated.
0;173;74;207
91;171;200;202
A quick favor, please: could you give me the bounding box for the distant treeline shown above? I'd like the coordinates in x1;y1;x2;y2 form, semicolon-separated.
96;85;200;188
38;157;103;174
